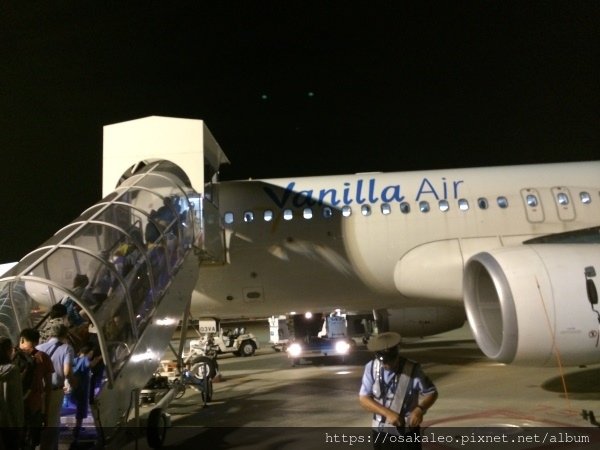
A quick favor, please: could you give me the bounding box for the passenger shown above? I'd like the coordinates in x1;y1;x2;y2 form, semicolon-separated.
112;244;128;276
156;196;177;226
103;312;132;371
104;312;132;344
0;336;24;449
18;328;53;450
90;255;114;304
359;332;438;450
147;241;168;292
129;227;144;248
126;228;144;260
112;228;144;281
156;197;180;265
38;303;69;343
64;274;92;326
36;324;76;450
143;207;173;294
104;231;148;334
88;344;104;405
164;227;179;267
128;259;150;314
144;211;161;244
103;314;121;342
70;344;101;444
62;275;95;351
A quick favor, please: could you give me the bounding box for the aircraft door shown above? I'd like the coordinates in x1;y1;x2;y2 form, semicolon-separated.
520;188;545;223
551;186;576;221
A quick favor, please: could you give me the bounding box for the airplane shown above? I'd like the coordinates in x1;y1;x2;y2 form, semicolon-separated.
2;115;600;375
0;115;598;446
103;116;600;369
193;154;600;367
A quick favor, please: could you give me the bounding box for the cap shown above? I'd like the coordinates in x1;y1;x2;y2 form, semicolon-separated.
367;332;401;352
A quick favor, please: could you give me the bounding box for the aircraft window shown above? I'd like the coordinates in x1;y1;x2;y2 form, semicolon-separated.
497;196;509;209
526;195;538;207
264;210;273;222
419;201;430;213
438;200;449;212
580;192;592;204
361;205;371;216
477;198;488;209
283;209;293;220
243;211;254;222
224;212;234;224
303;208;313;219
458;199;469;211
557;193;569;206
342;205;352;217
400;202;411;214
323;206;333;218
381;203;391;215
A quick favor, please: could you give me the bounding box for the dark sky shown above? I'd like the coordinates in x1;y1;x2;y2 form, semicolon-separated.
1;2;598;262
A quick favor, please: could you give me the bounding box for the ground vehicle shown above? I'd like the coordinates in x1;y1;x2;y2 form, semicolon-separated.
191;318;260;357
269;316;291;352
141;359;214;406
139;359;214;448
287;313;356;365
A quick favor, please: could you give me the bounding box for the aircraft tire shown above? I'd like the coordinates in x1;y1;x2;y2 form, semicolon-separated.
190;355;218;379
147;408;168;448
240;340;256;357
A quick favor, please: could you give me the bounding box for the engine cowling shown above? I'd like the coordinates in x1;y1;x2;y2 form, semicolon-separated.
464;244;600;366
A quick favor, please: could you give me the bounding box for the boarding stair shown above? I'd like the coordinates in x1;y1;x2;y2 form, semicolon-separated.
0;159;223;448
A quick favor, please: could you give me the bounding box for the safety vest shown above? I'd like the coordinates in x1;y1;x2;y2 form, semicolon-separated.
371;357;415;434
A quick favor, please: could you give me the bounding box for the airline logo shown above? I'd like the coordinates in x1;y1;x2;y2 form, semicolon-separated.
264;177;465;208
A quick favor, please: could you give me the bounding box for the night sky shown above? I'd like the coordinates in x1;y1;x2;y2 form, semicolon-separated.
1;2;598;262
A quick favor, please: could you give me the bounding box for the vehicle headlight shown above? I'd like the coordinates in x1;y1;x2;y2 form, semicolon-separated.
287;342;303;357
335;340;351;355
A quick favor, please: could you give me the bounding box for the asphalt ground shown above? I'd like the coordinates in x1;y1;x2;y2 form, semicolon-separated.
59;324;600;449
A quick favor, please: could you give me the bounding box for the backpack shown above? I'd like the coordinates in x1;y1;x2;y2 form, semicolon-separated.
12;348;35;400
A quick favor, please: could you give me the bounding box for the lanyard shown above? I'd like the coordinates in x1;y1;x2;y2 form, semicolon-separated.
378;365;399;407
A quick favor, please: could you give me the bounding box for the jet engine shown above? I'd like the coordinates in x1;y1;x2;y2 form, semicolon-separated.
464;244;600;366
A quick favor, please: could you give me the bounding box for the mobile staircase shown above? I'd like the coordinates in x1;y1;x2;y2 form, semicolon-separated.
0;117;229;448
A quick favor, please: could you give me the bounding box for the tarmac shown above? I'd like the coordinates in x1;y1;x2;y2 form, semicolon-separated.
58;324;600;449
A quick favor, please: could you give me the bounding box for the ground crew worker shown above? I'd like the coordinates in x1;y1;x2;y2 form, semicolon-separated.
359;332;438;449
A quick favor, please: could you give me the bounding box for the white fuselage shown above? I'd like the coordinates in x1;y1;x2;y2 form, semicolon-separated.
192;161;600;319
